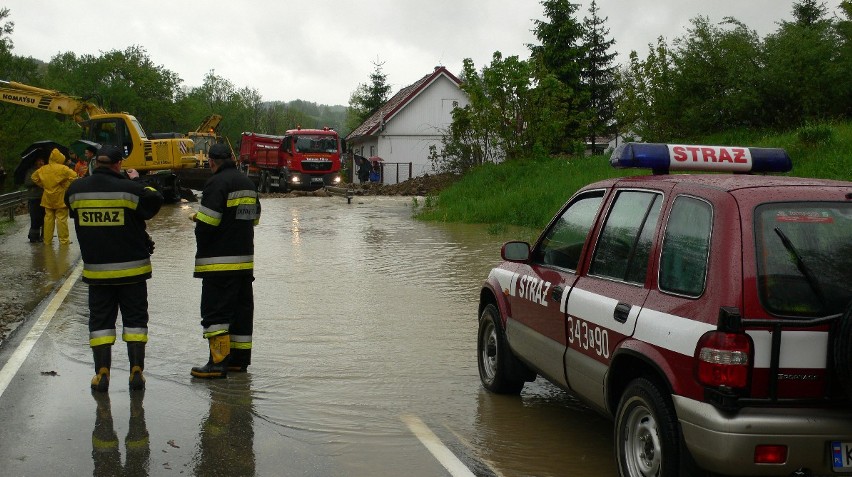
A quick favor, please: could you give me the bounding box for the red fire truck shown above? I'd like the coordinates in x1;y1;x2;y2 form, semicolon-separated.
238;127;343;192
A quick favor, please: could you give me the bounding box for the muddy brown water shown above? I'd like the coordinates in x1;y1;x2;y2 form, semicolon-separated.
8;195;617;476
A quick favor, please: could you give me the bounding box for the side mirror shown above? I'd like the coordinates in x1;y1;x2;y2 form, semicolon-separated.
501;241;530;262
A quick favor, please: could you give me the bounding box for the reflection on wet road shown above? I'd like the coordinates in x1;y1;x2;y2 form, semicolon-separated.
1;196;617;476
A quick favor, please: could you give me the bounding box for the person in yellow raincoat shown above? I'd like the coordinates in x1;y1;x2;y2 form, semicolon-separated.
32;148;77;245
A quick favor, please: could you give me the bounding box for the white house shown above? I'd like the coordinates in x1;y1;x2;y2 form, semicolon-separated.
345;66;469;184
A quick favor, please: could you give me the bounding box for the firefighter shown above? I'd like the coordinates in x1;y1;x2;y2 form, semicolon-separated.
190;143;261;379
65;145;164;392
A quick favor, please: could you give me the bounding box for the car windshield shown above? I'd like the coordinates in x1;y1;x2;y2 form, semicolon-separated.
294;135;338;154
755;202;852;317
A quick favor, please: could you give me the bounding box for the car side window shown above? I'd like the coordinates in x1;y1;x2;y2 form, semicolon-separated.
659;196;712;296
590;190;662;283
533;191;605;270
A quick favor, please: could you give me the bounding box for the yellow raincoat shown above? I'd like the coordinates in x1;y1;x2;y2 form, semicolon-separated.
31;148;77;244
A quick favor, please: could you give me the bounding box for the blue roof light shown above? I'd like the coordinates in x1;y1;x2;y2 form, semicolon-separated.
610;143;792;174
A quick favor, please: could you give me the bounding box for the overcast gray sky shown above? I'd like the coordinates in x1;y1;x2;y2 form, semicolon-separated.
1;0;844;106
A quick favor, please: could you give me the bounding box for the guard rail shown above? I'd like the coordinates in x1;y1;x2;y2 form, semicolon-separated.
0;190;25;220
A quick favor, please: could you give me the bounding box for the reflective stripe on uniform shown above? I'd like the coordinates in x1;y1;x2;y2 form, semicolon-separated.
90;329;117;347
194;255;254;273
226;189;258;203
230;334;252;349
122;327;148;343
228;190;259;221
68;191;140;210
202;324;230;339
83;259;152;280
196;205;222;226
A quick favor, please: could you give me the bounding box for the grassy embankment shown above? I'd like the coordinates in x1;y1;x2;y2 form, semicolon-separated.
416;121;852;234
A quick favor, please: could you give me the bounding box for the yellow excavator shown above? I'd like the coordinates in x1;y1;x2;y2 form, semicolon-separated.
0;79;197;202
169;113;238;190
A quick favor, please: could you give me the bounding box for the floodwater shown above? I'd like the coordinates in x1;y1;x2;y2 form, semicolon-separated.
30;195;618;476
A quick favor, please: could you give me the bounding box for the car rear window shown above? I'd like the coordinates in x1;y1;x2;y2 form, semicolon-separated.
659;196;712;297
755;202;852;317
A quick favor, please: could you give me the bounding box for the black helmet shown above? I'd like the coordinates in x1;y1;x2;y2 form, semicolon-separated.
208;143;232;160
98;145;124;163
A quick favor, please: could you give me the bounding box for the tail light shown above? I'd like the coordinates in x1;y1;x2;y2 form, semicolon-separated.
695;331;752;389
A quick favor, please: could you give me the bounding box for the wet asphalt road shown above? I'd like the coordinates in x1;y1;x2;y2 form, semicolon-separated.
0;196;617;477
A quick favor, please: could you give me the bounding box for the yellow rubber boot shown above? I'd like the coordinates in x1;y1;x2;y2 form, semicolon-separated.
190;334;230;379
91;344;112;392
127;342;146;391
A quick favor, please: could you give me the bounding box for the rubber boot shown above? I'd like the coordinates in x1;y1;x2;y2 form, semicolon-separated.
127;342;146;391
91;344;112;392
228;347;250;373
190;334;230;379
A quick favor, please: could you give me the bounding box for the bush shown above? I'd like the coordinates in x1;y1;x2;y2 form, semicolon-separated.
797;122;834;145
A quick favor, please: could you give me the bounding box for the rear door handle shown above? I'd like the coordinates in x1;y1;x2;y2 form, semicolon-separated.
614;302;631;323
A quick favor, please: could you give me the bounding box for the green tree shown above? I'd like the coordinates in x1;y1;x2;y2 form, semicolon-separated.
346;60;391;131
614;38;679;141
671;17;764;134
528;0;588;152
44;46;183;133
0;7;12;54
836;1;852;116
580;0;618;151
762;0;838;126
791;0;829;26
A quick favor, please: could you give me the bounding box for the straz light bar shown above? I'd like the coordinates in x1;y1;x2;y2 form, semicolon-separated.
610;143;792;174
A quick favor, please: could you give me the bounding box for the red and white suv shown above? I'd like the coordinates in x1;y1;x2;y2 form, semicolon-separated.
477;143;852;476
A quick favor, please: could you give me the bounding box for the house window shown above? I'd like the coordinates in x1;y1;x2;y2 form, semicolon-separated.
370;146;376;156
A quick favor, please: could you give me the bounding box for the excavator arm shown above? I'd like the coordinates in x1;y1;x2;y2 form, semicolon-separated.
195;114;222;133
0;79;107;123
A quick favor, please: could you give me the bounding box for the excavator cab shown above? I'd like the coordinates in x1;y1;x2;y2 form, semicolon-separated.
81;118;133;157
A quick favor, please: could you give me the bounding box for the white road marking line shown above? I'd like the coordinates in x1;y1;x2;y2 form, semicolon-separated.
0;262;82;400
443;421;506;477
402;414;476;477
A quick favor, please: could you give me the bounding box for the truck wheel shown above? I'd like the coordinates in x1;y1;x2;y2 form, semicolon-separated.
615;378;681;477
477;304;525;394
833;301;852;399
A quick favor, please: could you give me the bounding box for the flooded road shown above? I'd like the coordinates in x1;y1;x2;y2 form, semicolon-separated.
0;196;617;476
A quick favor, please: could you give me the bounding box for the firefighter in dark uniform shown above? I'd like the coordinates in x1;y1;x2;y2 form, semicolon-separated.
191;143;261;379
65;145;164;392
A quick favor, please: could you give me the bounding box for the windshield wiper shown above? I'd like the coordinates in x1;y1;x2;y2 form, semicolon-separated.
774;227;827;309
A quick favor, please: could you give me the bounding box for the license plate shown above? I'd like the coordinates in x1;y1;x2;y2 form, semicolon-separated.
311;177;323;183
832;441;852;471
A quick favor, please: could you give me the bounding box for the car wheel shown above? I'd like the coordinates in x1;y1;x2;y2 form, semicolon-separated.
615;378;681;477
833;301;852;399
477;304;525;394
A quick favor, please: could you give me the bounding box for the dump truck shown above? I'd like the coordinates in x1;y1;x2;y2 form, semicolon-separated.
238;128;342;192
